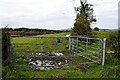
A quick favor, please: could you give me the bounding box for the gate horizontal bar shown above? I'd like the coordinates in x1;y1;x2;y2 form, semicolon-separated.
11;35;100;40
87;55;99;59
77;50;99;59
76;53;97;62
87;46;99;50
78;41;98;45
12;43;68;45
87;50;96;54
12;61;98;68
14;55;89;58
78;43;86;47
78;47;86;51
13;50;71;53
78;50;86;54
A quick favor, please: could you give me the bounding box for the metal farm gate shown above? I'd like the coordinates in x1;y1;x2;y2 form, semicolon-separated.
10;35;103;70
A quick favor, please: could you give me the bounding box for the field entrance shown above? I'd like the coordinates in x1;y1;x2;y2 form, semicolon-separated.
10;35;102;70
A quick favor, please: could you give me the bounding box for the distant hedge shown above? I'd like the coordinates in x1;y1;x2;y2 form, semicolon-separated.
3;28;70;36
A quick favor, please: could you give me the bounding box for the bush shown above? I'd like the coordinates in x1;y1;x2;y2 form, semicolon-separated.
106;31;119;53
94;27;99;31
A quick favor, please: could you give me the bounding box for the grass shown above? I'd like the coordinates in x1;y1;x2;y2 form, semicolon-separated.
2;31;120;79
11;33;70;52
3;53;120;78
11;32;101;66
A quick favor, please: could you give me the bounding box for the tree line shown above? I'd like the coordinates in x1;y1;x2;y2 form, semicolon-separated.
1;27;70;36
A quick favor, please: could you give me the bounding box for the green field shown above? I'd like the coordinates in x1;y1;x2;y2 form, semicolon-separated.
2;31;120;79
11;32;101;66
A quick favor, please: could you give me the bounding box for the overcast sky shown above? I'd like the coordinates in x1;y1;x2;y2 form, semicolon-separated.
0;0;119;30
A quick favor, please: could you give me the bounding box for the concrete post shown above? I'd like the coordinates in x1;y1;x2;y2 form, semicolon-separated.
102;38;106;66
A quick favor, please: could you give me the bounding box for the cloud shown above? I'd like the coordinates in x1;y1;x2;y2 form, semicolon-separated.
0;0;119;29
90;0;119;29
118;1;120;28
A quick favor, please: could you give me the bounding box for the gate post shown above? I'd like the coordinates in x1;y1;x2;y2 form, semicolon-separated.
9;35;12;65
102;38;106;66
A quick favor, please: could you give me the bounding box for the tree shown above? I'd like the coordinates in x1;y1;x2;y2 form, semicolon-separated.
94;27;99;31
72;0;96;35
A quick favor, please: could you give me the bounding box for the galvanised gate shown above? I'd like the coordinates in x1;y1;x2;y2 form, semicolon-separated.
10;35;103;69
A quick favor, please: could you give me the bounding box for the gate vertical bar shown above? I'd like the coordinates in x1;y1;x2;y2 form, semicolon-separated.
41;37;43;66
102;38;106;66
69;37;71;51
98;39;101;62
86;38;88;56
72;37;74;64
76;37;78;54
41;37;43;52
